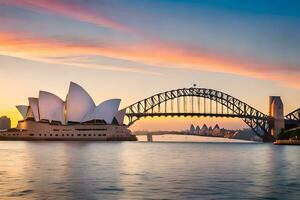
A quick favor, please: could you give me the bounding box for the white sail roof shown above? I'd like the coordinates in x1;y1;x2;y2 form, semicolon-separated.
66;82;95;122
28;97;39;121
53;103;65;123
15;82;125;125
16;105;29;119
82;99;121;124
26;107;34;119
39;91;65;123
115;108;126;125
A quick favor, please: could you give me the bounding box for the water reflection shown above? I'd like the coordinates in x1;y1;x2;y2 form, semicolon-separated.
0;141;299;199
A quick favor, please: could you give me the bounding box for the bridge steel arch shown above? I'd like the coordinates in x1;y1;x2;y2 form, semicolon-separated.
285;108;300;130
124;88;273;141
285;108;300;121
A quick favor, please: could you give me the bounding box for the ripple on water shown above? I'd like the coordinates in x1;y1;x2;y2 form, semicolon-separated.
99;186;125;192
9;189;34;197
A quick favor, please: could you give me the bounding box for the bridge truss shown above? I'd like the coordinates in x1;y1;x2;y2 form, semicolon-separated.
285;108;300;121
285;108;300;130
125;88;272;139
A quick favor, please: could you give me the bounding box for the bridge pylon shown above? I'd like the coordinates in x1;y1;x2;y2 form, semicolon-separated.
269;96;284;138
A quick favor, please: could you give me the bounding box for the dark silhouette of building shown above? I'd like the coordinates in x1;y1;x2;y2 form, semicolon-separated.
0;116;11;130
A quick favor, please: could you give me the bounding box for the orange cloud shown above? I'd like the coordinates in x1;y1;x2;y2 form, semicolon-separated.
0;0;132;32
0;31;299;89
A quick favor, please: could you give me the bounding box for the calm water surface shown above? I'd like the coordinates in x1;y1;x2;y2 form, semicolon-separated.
0;141;299;200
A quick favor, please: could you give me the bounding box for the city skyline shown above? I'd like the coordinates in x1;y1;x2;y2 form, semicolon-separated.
0;0;299;130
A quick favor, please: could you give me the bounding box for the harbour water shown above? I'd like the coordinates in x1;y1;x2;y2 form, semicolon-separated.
0;140;299;199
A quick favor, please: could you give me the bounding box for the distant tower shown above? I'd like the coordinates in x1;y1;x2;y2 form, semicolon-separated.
269;96;284;137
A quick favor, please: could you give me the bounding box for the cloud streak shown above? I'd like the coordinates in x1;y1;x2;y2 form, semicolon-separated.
0;32;160;75
0;31;299;89
0;0;132;32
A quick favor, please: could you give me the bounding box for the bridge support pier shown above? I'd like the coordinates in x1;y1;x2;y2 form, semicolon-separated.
147;133;153;142
262;132;275;142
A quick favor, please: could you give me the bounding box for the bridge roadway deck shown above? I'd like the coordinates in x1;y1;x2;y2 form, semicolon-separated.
126;113;268;120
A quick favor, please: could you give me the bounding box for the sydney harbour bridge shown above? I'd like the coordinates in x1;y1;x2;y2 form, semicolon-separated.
123;87;300;142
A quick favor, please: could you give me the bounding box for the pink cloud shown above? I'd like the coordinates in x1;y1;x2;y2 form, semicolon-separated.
0;31;299;89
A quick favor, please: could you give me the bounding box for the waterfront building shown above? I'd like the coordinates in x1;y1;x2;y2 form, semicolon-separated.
208;126;213;136
189;124;195;134
185;124;261;141
195;126;200;135
212;124;221;136
0;116;11;130
201;124;208;135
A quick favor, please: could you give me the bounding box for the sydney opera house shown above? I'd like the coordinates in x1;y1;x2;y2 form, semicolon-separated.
0;82;137;141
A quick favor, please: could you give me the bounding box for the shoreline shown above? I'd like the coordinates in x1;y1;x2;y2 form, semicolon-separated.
274;140;300;145
136;134;260;143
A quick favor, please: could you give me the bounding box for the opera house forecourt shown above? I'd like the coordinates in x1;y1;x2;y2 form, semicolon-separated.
0;82;137;141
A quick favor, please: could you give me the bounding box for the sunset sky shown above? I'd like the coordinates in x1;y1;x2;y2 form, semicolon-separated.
0;0;299;130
